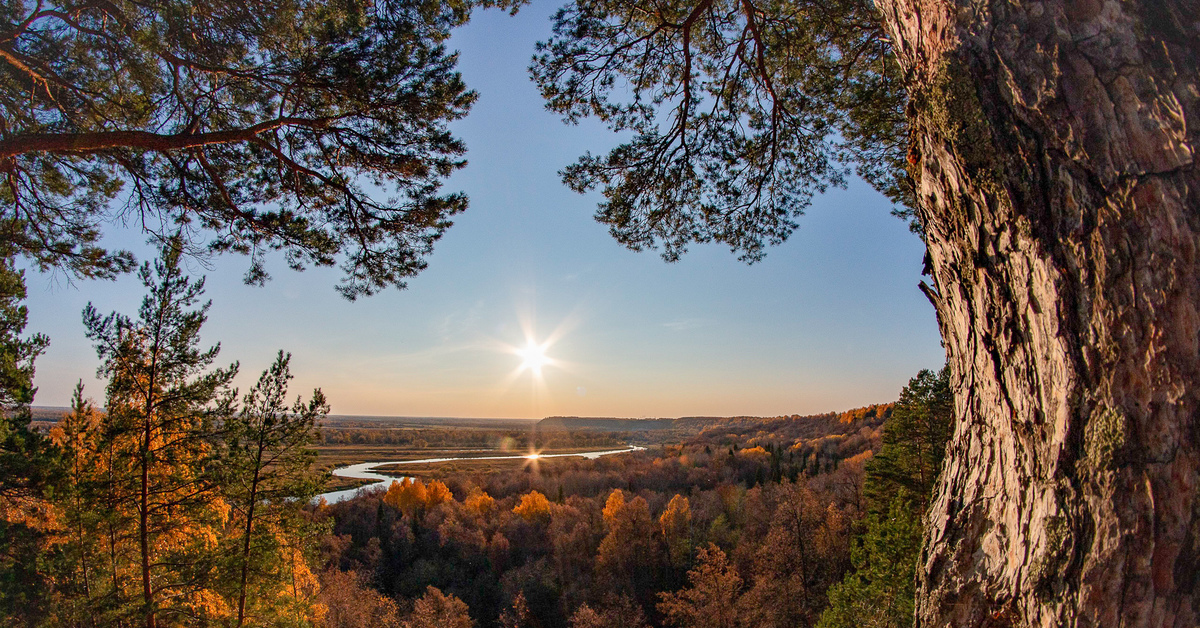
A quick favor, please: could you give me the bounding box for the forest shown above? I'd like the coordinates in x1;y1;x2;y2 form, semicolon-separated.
3;0;1188;623
0;247;952;628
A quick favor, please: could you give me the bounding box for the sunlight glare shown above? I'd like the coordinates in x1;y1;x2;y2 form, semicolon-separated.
515;341;552;375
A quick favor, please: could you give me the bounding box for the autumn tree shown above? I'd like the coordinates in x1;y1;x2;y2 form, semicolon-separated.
386;478;430;516
532;0;1200;623
739;482;851;628
0;0;519;297
596;489;660;602
318;569;403;628
660;494;693;568
497;590;534;628
219;350;328;627
512;489;553;523
83;242;238;628
657;544;743;628
406;585;475;628
570;595;649;628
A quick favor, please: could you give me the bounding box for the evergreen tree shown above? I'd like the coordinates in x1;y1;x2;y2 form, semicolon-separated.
219;351;328;627
83;242;238;628
0;255;53;626
864;367;953;512
818;366;953;628
817;497;922;628
47;383;109;627
0;256;52;500
1;0;521;296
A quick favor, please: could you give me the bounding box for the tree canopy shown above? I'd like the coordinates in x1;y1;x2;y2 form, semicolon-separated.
530;0;912;263
1;0;517;297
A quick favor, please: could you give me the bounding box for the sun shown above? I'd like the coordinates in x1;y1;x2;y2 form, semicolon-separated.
515;342;551;375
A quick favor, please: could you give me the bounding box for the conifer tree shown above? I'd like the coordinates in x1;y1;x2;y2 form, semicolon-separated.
83;242;238;628
864;367;953;512
0;255;53;626
219;351;327;627
47;383;109;626
819;367;953;628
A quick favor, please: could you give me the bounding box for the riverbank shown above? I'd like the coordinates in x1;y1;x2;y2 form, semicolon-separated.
315;446;645;504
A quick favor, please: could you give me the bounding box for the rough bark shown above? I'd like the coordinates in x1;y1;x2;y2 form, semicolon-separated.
874;0;1200;625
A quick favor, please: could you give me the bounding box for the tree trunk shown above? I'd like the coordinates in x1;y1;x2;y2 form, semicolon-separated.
874;0;1200;625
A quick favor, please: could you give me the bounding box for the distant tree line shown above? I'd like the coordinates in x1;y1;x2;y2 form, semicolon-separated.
318;427;625;451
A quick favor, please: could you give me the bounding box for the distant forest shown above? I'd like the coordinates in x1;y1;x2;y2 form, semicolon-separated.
315;396;947;628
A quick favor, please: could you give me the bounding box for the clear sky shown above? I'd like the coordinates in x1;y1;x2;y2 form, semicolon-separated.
23;0;944;419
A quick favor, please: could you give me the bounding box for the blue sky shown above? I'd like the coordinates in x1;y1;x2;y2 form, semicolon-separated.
23;0;944;419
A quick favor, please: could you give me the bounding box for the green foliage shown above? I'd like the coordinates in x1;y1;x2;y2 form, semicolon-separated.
864;366;953;512
1;0;520;295
818;366;953;628
0;256;52;497
817;496;921;628
531;0;912;263
0;256;54;626
82;240;240;626
220;350;329;627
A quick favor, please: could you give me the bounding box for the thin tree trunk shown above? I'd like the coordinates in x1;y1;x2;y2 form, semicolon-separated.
236;435;266;628
140;416;154;628
874;0;1200;625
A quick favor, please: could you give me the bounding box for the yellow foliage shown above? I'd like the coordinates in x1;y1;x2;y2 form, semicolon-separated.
464;488;496;516
384;477;428;515
512;490;552;522
660;494;693;567
738;446;770;459
660;494;691;536
602;489;627;527
425;480;453;509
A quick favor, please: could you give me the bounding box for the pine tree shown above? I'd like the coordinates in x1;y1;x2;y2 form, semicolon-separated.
47;383;109;627
817;497;922;628
219;351;327;627
819;366;953;628
0;0;521;295
83;242;238;628
864;367;953;512
0;255;53;626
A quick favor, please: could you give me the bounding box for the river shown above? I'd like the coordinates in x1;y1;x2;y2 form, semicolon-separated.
316;446;646;504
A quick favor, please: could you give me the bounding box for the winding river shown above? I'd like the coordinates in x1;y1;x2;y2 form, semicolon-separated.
317;446;646;504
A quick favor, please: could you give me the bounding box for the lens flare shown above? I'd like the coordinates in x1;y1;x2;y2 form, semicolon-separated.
515;341;552;375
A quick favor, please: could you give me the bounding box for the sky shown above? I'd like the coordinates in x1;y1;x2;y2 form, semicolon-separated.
22;1;945;419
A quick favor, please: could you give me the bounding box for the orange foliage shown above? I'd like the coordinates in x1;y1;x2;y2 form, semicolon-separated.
464;488;496;516
512;490;552;523
384;478;428;515
424;480;452;509
737;446;770;459
602;489;627;527
660;494;693;566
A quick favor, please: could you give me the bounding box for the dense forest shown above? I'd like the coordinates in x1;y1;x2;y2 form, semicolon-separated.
0;247;954;628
